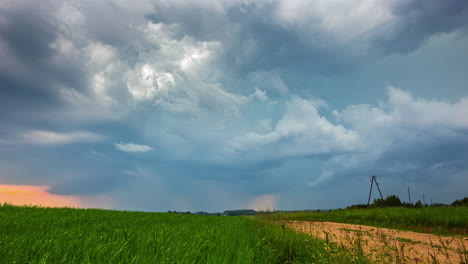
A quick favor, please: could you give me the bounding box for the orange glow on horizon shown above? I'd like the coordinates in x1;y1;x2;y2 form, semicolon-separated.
0;184;84;208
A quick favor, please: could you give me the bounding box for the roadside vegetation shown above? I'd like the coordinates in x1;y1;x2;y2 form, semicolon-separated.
0;203;369;264
259;198;468;236
256;196;468;263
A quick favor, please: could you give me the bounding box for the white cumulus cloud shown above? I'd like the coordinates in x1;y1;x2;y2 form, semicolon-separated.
114;142;153;153
311;86;468;186
229;95;358;160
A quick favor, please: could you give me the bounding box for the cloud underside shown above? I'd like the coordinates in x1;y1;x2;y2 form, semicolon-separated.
225;87;468;187
231;87;468;160
1;0;467;121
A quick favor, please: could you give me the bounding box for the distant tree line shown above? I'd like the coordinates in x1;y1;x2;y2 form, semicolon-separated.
451;197;468;207
163;197;468;215
166;211;193;214
222;209;256;216
166;211;222;216
347;195;468;209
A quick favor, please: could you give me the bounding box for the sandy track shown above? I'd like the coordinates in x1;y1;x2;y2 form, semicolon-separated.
282;221;468;264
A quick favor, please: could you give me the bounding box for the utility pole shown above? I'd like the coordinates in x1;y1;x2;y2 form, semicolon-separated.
374;176;384;199
423;194;426;205
408;187;411;204
367;175;384;206
367;176;374;206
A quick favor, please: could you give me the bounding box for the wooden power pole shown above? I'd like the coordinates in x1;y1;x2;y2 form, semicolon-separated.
374;176;384;199
367;175;384;206
408;187;411;204
367;176;374;206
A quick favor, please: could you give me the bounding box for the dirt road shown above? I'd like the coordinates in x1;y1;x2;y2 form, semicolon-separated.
283;221;468;264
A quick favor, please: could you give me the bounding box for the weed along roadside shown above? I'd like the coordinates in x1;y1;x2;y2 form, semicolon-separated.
281;220;468;264
260;206;468;236
258;205;468;264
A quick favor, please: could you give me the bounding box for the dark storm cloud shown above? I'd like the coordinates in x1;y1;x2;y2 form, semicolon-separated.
0;3;56;62
0;2;58;96
325;143;468;205
1;0;466;122
0;1;87;121
376;132;468;184
375;0;468;54
312;120;468;206
222;6;349;75
0;0;467;211
148;0;468;76
1;0;467;110
0;1;75;80
147;2;352;75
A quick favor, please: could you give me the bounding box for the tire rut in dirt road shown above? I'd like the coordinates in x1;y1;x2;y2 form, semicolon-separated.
282;221;468;264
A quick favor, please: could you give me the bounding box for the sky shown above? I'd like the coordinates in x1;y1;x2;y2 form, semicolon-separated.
0;0;467;212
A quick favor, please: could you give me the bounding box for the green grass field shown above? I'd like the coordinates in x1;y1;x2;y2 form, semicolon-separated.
259;207;468;236
0;204;368;264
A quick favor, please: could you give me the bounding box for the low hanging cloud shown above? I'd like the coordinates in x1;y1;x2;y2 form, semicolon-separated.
335;86;468;151
114;142;153;153
307;87;468;187
226;86;468;195
230;87;468;163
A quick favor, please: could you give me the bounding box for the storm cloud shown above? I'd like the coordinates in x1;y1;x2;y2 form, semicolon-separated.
0;0;467;211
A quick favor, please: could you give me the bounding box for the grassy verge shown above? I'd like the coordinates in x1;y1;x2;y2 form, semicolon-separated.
0;204;368;264
258;207;468;236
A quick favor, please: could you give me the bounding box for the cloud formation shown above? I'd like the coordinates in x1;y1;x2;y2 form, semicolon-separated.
229;96;358;161
114;142;153;153
1;0;467;126
316;87;468;188
336;87;468;151
0;0;467;211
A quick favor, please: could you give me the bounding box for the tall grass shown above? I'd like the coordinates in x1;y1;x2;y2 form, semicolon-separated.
259;207;468;235
0;204;368;264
